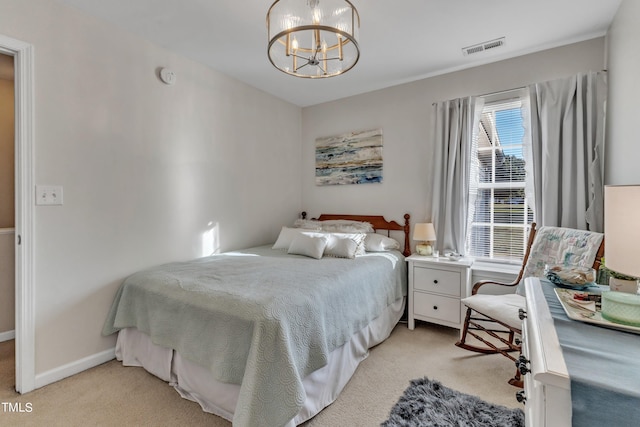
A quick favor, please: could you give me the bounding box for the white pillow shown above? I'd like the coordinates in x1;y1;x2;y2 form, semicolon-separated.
273;227;366;257
292;219;323;230
325;232;366;257
324;235;359;259
273;227;307;250
287;233;328;259
365;233;400;252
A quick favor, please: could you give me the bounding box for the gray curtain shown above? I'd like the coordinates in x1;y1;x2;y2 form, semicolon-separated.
528;71;607;231
430;97;482;255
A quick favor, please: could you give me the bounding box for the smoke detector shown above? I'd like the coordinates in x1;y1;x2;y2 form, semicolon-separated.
462;37;506;56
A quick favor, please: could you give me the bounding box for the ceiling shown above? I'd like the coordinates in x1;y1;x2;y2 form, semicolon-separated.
52;1;621;106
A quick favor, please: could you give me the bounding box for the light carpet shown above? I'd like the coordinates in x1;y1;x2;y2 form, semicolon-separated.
0;322;521;426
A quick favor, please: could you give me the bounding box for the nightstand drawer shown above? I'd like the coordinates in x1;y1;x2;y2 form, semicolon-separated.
413;292;461;324
413;267;461;297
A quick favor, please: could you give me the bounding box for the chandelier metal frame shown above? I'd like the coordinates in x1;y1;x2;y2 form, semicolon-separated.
267;0;360;78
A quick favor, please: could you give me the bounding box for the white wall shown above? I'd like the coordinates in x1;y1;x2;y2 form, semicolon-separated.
605;0;640;185
301;38;605;230
0;0;301;376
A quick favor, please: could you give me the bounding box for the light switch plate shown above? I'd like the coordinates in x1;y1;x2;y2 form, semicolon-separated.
36;185;63;205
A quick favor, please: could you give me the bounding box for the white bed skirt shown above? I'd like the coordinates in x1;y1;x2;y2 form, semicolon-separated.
115;297;404;426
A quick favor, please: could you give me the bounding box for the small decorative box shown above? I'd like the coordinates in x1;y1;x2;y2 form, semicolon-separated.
601;291;640;327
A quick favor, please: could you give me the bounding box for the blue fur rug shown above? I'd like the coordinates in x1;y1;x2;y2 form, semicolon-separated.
382;377;525;427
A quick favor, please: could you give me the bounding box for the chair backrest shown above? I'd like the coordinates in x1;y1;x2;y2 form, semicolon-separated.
522;225;604;279
508;223;538;286
512;223;605;286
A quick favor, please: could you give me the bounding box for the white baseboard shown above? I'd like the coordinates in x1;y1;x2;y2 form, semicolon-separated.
0;330;15;342
34;347;116;389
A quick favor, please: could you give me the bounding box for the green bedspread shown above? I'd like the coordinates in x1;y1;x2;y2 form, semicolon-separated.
103;245;406;427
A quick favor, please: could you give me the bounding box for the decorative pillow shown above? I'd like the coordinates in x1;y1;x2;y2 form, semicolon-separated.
324;235;360;259
325;232;367;256
273;227;324;250
317;220;374;233
365;233;400;252
273;227;302;250
292;219;323;230
273;226;367;257
287;233;328;259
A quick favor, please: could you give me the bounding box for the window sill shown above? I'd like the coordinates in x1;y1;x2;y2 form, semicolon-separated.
471;260;521;276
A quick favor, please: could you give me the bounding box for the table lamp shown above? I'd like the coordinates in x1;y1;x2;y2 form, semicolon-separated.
604;185;640;293
602;185;640;326
413;223;436;256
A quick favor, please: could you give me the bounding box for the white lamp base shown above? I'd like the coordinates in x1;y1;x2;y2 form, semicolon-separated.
609;277;639;294
416;243;433;256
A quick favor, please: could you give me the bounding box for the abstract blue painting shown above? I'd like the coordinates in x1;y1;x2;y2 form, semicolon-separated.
315;128;383;186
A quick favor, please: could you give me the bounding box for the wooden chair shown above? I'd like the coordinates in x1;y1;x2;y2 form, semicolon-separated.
455;223;605;387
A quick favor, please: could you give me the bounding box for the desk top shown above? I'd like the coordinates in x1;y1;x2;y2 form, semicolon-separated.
527;278;640;427
406;254;473;267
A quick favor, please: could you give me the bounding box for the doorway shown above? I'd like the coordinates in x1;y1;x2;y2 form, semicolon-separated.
0;33;35;394
0;53;15;347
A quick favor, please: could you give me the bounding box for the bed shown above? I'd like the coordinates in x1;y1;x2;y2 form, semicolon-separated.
102;213;410;427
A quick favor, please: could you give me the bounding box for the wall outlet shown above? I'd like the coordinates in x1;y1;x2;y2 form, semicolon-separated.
36;185;63;206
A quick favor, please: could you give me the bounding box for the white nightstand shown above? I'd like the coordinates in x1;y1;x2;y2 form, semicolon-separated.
406;255;473;330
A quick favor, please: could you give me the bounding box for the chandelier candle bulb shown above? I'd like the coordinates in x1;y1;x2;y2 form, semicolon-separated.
293;47;297;71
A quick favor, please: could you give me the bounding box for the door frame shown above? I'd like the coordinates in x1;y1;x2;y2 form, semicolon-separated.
0;34;35;393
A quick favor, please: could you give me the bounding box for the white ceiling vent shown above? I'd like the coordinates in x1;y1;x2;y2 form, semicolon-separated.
462;37;506;56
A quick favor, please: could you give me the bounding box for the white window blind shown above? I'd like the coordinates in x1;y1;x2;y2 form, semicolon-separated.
467;89;533;263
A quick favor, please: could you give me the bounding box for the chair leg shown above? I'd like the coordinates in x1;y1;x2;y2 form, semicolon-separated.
456;307;500;353
455;308;503;354
455;310;519;358
457;307;472;344
508;368;523;388
457;307;524;387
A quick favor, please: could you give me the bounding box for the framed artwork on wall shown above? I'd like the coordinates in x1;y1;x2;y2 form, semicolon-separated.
315;128;383;186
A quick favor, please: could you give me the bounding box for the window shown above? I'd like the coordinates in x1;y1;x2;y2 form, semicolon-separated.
467;89;533;263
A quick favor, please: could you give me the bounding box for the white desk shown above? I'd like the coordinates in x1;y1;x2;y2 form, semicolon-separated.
521;278;640;427
521;278;571;427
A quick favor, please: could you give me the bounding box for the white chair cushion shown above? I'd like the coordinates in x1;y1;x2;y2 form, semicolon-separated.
461;294;525;330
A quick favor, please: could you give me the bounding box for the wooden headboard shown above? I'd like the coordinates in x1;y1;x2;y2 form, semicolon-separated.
301;212;411;257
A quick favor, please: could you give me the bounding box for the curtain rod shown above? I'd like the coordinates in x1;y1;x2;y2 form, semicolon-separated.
432;86;526;106
477;86;527;99
432;69;608;106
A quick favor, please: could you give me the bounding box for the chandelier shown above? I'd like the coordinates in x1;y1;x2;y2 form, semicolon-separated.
267;0;360;78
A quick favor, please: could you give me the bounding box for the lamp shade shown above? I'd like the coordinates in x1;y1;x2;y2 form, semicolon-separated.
413;223;436;242
604;185;640;278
